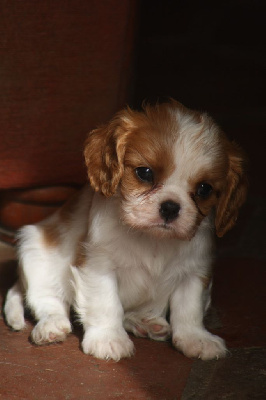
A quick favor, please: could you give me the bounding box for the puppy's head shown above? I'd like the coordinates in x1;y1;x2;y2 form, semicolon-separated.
84;100;248;239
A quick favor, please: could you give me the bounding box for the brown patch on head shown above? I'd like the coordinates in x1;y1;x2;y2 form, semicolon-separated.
120;107;177;198
84;101;183;198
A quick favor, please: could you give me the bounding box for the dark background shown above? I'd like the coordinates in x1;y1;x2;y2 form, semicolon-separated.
133;0;266;197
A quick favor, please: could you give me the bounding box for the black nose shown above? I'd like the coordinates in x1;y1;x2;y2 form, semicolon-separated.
159;200;180;223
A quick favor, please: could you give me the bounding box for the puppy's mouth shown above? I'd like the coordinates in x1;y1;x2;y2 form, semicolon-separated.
144;221;196;241
157;222;175;231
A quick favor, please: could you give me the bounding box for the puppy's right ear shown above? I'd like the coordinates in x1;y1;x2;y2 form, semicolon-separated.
84;109;135;197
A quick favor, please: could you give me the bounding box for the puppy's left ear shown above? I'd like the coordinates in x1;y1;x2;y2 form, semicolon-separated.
84;109;134;197
215;141;248;237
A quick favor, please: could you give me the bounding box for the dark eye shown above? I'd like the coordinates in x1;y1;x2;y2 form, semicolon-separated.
196;183;213;198
135;167;154;183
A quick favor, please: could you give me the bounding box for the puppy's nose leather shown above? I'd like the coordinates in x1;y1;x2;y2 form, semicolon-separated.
159;201;180;223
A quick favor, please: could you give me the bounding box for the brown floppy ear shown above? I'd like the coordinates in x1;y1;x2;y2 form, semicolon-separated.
215;141;248;237
84;109;134;197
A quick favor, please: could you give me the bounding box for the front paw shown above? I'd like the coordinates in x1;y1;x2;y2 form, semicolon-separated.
82;327;134;361
31;315;72;345
173;329;227;360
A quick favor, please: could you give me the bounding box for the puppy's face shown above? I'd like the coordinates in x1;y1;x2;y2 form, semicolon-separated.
85;101;248;239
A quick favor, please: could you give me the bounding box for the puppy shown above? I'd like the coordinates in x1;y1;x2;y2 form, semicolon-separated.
4;100;248;361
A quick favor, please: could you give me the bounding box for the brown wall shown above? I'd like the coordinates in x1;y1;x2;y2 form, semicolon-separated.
0;0;136;189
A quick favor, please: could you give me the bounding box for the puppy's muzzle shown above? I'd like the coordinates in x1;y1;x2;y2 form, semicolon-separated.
159;201;180;223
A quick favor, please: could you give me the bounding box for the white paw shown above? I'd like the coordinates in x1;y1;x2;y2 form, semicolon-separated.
4;283;26;331
82;327;135;361
31;315;72;345
173;329;227;360
124;316;171;341
5;310;26;331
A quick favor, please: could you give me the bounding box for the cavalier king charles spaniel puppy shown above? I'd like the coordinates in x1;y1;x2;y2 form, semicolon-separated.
4;100;248;361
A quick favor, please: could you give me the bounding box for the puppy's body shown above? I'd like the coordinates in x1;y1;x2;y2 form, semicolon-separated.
4;101;247;361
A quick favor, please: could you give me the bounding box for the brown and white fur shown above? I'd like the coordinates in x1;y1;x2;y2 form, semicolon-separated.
4;100;248;361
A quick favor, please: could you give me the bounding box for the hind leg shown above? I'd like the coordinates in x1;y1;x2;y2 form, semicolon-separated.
26;271;72;345
18;225;73;345
4;281;26;331
124;314;171;341
28;282;72;345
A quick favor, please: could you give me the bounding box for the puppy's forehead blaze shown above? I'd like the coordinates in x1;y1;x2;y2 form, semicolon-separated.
171;124;229;183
